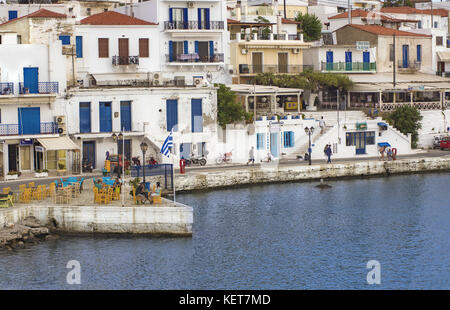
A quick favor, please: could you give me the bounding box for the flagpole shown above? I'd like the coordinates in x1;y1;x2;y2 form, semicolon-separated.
172;131;176;203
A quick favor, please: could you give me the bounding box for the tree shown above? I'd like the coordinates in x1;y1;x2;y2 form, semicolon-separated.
295;13;322;42
382;0;413;8
215;84;252;128
254;16;271;39
386;106;422;148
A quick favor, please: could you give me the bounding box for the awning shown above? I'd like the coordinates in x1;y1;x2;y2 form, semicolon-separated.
37;137;80;151
377;122;388;129
378;142;391;147
437;51;450;62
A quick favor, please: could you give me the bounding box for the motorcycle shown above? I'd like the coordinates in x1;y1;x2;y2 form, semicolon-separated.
186;153;207;166
131;156;141;166
216;152;232;164
82;158;93;173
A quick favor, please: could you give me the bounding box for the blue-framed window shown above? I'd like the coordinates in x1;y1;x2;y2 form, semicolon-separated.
8;11;17;21
283;131;294;148
256;133;265;150
166;99;178;132
416;45;421;62
59;35;71;45
76;36;83;58
191;99;203;132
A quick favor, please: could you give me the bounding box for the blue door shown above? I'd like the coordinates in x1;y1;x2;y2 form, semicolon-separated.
23;67;39;94
345;51;352;71
18;107;40;135
191;99;203;132
76;36;83;58
402;45;409;68
120;101;132;131
363;51;370;71
180;143;191;159
99;102;112;132
79;102;91;133
270;132;279;157
326;51;333;70
83;141;96;169
8;10;17;20
166;99;178;131
355;132;366;155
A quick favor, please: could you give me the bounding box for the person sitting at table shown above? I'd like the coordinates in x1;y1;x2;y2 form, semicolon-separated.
135;182;149;204
113;177;121;191
94;179;104;190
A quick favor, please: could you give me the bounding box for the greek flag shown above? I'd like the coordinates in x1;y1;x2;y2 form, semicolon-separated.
160;130;173;157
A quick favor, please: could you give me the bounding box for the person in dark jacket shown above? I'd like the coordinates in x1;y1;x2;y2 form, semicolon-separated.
325;145;332;164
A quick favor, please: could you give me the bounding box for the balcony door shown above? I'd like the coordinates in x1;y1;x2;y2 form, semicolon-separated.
18;107;40;135
345;51;352;71
278;53;288;73
198;8;210;29
118;38;129;65
402;45;409;68
326;51;333;71
23;67;39;94
198;41;209;62
252;52;263;73
363;51;370;71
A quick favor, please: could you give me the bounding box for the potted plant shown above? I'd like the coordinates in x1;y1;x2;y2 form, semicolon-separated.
34;169;48;178
5;171;18;181
57;163;66;176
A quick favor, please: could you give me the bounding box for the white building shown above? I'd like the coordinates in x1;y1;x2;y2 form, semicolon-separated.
115;0;231;85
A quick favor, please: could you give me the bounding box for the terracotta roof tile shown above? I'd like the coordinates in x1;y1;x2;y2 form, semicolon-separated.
0;8;67;26
346;24;432;37
80;11;157;26
281;18;301;24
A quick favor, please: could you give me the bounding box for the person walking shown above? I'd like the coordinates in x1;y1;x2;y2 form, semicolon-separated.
379;146;386;161
247;146;255;165
325;144;332;164
319;116;325;134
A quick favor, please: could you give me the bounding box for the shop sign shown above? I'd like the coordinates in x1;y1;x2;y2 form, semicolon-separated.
356;122;367;130
35;146;44;152
20;139;33;146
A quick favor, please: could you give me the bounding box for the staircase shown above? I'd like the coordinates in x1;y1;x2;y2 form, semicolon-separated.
301;111;367;126
283;125;334;160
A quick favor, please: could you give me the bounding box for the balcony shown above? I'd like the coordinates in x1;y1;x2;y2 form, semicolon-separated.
436;72;450;78
239;64;313;74
0;83;14;95
166;53;224;63
0;122;58;136
164;21;224;31
397;60;421;70
321;62;377;72
18;82;59;95
112;56;139;66
231;33;303;42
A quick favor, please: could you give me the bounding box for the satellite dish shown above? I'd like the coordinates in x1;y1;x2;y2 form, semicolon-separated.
206;71;213;83
247;124;255;135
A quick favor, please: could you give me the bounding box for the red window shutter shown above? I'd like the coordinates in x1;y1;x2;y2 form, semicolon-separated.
139;38;149;58
98;38;109;58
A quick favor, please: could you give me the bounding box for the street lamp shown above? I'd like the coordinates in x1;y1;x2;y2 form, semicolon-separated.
304;126;315;165
140;142;148;184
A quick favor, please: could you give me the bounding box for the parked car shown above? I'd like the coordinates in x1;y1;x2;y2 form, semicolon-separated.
440;136;450;150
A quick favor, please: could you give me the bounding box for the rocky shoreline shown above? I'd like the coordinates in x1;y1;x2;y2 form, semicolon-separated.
0;216;58;251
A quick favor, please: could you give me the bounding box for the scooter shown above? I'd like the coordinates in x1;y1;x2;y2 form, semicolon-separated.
186;154;207;166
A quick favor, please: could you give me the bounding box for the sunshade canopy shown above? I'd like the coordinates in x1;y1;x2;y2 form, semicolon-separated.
378;142;391;147
37;137;79;151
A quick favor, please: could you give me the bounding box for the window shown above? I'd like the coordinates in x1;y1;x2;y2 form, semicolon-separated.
79;102;91;133
436;36;443;46
120;101;132;132
366;132;375;145
17;35;21;44
389;44;394;61
0;35;1;44
99;102;112;132
8;10;17;21
346;132;375;146
98;38;109;58
417;45;421;62
256;133;265;150
434;21;438;28
76;36;83;58
418;20;422;29
59;35;71;45
86;8;91;16
139;38;149;57
166;99;178;132
283;131;294;148
191;99;203;133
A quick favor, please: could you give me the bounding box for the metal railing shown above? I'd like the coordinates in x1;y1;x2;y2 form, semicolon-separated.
436;71;450;78
130;164;174;190
231;33;301;41
239;64;313;74
0;82;14;95
397;60;421;69
164;21;224;30
112;56;139;65
18;82;59;94
0;122;57;136
166;53;224;63
321;62;377;72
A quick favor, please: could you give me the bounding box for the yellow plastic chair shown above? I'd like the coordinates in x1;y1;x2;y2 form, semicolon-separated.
46;183;56;198
3;187;11;194
97;188;109;205
113;186;120;201
28;182;35;188
19;184;27;192
132;187;138;205
32;186;43;200
19;188;32;203
151;187;162;204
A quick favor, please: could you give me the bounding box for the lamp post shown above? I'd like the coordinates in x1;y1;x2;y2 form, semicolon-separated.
304;126;315;166
140;142;148;184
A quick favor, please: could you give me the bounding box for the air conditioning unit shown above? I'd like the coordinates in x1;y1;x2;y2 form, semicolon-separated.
153;72;162;86
293;48;300;54
241;48;248;55
56;115;66;125
57;124;67;135
187;2;194;8
193;77;203;86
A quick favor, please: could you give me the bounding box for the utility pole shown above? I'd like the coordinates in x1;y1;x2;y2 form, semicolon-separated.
431;1;434;28
284;0;287;20
348;0;351;25
393;33;396;87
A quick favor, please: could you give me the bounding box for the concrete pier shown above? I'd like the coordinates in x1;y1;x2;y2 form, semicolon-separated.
0;200;193;236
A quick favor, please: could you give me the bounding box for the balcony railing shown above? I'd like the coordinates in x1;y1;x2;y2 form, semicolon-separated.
231;33;302;41
112;56;139;65
239;64;313;74
436;71;450;78
166;53;224;63
0;122;58;136
164;21;224;31
321;62;377;72
19;82;59;94
0;82;14;95
398;60;421;70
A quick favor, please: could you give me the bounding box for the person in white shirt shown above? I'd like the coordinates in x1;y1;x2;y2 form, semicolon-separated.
319;116;325;134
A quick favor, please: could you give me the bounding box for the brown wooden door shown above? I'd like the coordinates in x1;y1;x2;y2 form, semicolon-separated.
252;52;263;73
118;38;129;64
278;53;288;73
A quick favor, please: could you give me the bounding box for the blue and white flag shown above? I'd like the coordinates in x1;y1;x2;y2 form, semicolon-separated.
160;130;173;157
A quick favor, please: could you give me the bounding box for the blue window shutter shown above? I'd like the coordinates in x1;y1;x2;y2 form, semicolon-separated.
23;67;39;94
417;45;421;62
183;8;188;29
257;133;265;150
184;41;188;54
59;35;71;45
191;99;203;132
290;132;294;147
79;102;91;133
166;100;178;132
76;36;83;58
326;51;333;63
8;11;17;21
18;107;40;135
205;8;210;29
345;51;352;63
169;8;173;23
120;101;132;132
99;102;112;132
195;41;199;53
198;8;202;29
209;41;214;57
169;40;173;61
